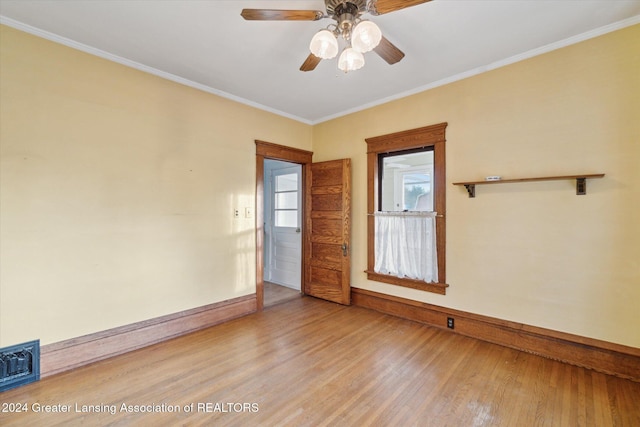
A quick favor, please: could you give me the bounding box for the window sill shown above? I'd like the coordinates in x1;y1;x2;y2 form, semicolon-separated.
365;271;448;295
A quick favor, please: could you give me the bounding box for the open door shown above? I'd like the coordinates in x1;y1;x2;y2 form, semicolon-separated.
304;159;351;305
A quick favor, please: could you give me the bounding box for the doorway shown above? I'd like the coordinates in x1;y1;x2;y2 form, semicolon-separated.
255;141;313;310
255;141;352;310
263;160;303;306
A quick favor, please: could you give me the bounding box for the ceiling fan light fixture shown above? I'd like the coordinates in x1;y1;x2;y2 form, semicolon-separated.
338;47;365;72
309;29;339;59
351;20;381;53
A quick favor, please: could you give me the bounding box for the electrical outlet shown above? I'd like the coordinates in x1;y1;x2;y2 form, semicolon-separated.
447;317;455;329
234;209;240;218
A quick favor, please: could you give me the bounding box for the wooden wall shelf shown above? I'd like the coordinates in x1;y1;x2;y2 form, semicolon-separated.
452;174;605;198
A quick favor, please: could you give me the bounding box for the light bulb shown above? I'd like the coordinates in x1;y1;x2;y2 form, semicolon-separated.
309;30;338;59
351;21;382;53
338;47;365;72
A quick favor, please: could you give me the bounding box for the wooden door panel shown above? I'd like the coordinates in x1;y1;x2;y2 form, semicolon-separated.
312;184;343;194
311;194;342;211
312;166;343;186
305;159;351;305
310;242;342;270
310;217;342;243
307;267;343;302
310;266;341;285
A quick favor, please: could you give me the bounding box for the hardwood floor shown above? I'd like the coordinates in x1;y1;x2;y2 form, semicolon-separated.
2;296;638;426
264;281;301;307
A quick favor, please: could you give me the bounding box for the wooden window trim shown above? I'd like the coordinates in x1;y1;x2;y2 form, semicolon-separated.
365;123;448;294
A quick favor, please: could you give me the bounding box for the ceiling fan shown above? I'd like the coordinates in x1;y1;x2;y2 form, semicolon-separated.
241;0;432;72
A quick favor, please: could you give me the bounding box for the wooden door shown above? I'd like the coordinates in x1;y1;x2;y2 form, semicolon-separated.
305;159;351;305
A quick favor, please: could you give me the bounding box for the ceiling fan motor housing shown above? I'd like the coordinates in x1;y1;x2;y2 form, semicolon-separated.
326;0;368;40
326;0;367;18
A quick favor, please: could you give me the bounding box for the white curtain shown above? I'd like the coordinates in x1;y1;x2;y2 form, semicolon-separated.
374;211;438;283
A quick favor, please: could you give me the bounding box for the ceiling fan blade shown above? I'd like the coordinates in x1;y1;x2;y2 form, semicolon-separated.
370;0;432;15
241;9;324;21
300;53;322;72
374;36;405;65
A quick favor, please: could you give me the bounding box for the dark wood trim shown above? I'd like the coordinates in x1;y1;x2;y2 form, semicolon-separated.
255;154;265;311
365;271;448;295
352;288;640;382
255;140;313;164
255;140;313;310
365;123;447;154
40;294;257;378
365;123;448;293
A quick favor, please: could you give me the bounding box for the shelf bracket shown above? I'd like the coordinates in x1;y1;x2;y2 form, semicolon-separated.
464;184;476;198
576;177;586;195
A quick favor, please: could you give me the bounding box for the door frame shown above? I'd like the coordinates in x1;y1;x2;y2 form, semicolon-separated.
255;140;313;311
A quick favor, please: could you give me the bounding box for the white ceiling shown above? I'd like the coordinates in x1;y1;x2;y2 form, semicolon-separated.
1;1;639;124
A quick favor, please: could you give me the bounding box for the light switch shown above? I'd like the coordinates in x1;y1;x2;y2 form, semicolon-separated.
245;207;253;218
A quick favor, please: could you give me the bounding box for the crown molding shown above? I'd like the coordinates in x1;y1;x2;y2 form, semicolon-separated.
2;14;638;126
313;15;640;124
0;16;313;125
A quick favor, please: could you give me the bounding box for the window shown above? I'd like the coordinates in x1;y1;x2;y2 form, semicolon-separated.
366;123;448;295
273;171;299;228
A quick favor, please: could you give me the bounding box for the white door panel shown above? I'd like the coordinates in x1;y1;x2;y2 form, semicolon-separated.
264;163;302;290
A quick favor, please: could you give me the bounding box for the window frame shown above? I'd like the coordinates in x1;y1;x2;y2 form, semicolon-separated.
365;123;448;295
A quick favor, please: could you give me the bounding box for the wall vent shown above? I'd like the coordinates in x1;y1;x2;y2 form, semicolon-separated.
0;340;40;392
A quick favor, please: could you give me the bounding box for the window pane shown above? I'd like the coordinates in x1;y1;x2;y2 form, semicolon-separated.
275;173;298;192
275;192;297;209
275;210;298;227
381;150;434;211
404;173;432;211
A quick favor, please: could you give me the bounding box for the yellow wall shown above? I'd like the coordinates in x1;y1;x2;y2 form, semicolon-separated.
2;23;638;350
313;24;640;348
0;25;312;346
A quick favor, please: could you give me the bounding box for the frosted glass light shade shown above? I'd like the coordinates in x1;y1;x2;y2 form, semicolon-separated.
338;48;365;72
309;30;339;59
351;21;382;53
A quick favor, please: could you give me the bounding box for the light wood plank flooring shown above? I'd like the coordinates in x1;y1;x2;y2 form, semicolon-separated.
1;296;638;426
